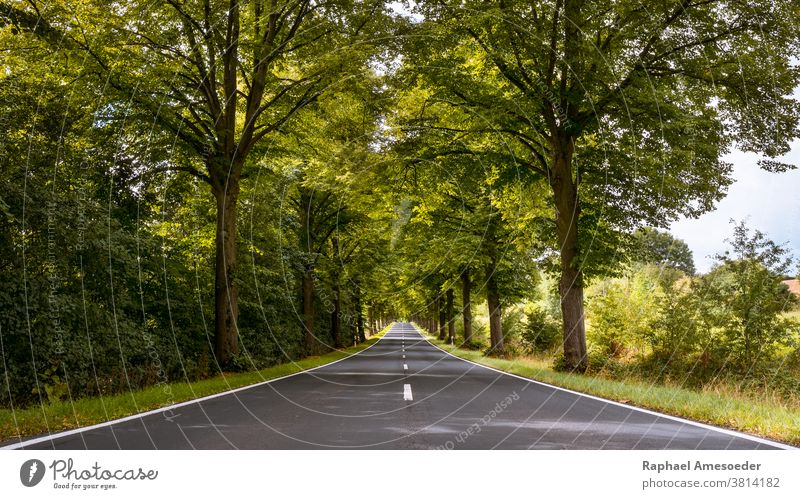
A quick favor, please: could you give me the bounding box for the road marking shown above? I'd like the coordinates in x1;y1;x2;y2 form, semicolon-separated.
403;364;408;371
411;324;796;450
402;354;405;359
1;330;390;450
403;384;413;401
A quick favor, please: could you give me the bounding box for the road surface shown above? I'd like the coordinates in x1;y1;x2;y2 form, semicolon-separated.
3;323;790;449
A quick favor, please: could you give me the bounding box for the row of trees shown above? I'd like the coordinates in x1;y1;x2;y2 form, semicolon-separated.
0;0;405;406
387;0;798;370
1;0;799;409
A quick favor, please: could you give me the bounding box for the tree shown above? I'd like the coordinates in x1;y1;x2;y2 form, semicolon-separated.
701;221;799;368
407;0;800;370
632;227;696;275
387;76;553;354
292;182;340;353
2;0;387;366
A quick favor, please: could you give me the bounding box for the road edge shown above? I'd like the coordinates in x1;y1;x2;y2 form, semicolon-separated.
1;325;393;450
413;324;797;451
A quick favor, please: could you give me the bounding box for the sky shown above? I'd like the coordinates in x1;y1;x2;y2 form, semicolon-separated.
670;142;800;274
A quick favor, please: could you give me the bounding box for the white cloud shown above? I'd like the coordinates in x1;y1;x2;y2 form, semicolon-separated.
670;142;800;274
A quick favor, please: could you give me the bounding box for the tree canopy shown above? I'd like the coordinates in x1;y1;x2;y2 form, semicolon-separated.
1;0;798;408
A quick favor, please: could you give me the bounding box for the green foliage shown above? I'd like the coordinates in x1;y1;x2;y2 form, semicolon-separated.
647;282;705;363
520;305;561;353
0;1;395;408
696;222;799;369
631;228;696;275
2;0;799;421
497;305;526;353
587;265;664;358
585;223;800;388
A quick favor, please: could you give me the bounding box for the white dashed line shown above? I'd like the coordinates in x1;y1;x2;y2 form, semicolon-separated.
403;364;408;371
403;384;413;401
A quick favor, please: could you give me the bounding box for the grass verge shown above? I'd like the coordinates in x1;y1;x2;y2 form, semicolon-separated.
426;334;800;447
0;327;389;444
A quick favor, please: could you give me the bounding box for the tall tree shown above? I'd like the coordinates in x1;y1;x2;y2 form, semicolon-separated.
2;0;386;366
408;0;800;370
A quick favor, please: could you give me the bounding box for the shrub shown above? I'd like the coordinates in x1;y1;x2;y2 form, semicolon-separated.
693;222;800;371
647;280;704;363
586;265;663;358
520;305;561;353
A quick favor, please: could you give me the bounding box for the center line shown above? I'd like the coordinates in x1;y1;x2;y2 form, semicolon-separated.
403;383;413;401
403;363;408;370
402;354;405;359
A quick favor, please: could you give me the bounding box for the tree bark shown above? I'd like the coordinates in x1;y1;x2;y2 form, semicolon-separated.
302;266;315;353
332;282;341;348
486;265;504;354
461;269;473;345
551;133;588;371
212;175;240;367
367;307;374;335
446;288;455;344
437;296;446;340
355;288;366;343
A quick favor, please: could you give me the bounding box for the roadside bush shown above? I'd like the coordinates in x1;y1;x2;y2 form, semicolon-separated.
646;280;704;363
470;313;490;349
586;265;663;358
693;222;799;372
500;305;526;354
520;305;561;353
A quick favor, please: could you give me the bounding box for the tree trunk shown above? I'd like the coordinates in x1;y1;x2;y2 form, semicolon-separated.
461;269;473;344
213;176;240;367
446;288;455;344
298;184;316;353
355;288;366;343
486;265;503;354
367;307;374;335
551;134;588;371
332;283;341;348
302;266;315;353
438;295;447;340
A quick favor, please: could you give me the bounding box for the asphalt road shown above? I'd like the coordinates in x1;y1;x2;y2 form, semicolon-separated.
4;323;790;449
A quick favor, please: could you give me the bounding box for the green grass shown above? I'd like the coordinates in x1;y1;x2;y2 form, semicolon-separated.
0;327;389;444
426;335;800;446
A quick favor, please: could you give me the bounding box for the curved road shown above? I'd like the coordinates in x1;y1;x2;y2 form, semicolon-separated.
3;323;790;449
